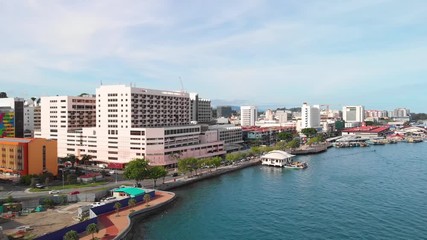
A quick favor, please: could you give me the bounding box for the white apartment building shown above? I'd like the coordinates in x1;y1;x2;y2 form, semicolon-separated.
275;110;290;124
23;100;41;137
240;106;257;127
265;109;274;121
343;106;364;127
38;85;225;167
301;102;321;130
189;93;212;123
35;95;97;156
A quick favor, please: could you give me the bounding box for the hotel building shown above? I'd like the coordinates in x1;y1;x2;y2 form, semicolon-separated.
343;105;364;127
36;85;225;168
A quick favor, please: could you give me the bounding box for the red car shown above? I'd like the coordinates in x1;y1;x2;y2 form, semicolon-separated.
69;191;80;195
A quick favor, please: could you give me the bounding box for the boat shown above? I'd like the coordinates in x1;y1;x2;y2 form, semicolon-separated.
284;161;308;169
406;137;423;143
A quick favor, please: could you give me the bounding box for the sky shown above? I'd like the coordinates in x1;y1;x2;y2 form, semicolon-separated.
1;0;427;112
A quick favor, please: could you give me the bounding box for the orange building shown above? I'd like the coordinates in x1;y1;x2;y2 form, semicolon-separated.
0;138;57;176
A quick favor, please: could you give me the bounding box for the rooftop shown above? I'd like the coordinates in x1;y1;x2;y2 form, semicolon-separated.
113;187;145;197
342;126;390;133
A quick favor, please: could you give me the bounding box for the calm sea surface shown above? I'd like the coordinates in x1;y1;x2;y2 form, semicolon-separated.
135;143;427;240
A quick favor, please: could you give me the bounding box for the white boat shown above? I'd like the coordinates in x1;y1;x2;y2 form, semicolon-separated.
284;162;308;169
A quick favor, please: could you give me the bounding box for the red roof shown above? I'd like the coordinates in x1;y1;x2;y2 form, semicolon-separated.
343;126;390;133
242;126;295;133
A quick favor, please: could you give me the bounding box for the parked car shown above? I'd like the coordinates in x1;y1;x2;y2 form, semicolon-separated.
35;183;45;189
48;190;61;195
15;225;33;232
172;172;179;177
101;197;117;202
69;191;80;195
90;202;105;208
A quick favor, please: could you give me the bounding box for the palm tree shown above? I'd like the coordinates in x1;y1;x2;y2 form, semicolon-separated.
86;223;99;240
80;154;93;166
144;194;151;207
63;230;79;240
128;198;137;212
114;202;121;217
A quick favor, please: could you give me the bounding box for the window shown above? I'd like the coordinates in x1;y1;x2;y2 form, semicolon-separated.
42;146;46;171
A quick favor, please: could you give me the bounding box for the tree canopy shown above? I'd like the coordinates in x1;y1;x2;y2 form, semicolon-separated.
301;128;317;137
277;132;293;142
63;230;79;240
148;166;168;187
123;158;150;184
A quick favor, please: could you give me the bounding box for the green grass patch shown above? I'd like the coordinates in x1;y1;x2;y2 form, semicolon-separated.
29;181;108;192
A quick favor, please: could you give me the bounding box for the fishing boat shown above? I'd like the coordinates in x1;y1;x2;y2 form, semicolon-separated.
284;161;308;169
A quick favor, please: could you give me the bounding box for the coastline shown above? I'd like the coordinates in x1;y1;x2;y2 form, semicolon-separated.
79;158;262;240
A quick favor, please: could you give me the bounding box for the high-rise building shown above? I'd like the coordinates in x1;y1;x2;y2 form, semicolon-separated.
0;98;24;138
23;99;41;138
301;103;320;129
393;108;410;118
275;110;290;124
265;109;274;121
37;85;225;167
217;106;233;118
343;106;364;127
240;106;257;127
189;93;212;123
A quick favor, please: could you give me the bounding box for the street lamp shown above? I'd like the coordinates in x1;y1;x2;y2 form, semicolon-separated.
61;169;65;189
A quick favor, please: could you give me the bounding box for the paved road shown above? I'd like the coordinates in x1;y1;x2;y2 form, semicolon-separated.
0;159;258;200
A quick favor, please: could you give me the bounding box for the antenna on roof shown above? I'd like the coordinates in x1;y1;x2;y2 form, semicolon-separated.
179;77;185;93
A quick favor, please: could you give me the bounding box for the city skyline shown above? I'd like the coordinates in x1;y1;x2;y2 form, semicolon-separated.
1;1;427;112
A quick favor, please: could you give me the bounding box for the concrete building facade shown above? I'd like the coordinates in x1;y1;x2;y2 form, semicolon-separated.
343;105;365;127
301;103;321;130
0;138;58;176
216;106;233;118
189;93;212;123
0;98;24;138
37;85;225;167
240;106;257;127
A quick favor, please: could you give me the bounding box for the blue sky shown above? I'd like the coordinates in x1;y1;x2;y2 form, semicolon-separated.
1;0;427;112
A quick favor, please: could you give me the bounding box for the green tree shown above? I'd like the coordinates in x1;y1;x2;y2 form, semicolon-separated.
249;146;262;156
128;198;137;212
278;132;293;142
63;230;79;240
6;195;15;203
287;139;300;149
123;158;150;185
211;156;222;169
80;154;93;166
144;194;151;207
114;202;121;217
148;166;167;188
64;154;78;168
43;198;55;209
177;158;190;175
301;128;317;137
86;223;99;240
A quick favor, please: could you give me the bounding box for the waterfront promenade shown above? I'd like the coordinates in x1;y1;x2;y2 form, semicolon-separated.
79;190;175;240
